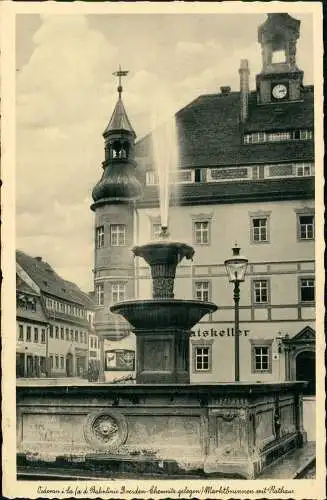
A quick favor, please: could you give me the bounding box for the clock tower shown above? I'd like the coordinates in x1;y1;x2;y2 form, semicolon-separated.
256;13;303;104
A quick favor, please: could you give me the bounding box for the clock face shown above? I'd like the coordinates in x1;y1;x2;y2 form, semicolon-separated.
272;84;288;100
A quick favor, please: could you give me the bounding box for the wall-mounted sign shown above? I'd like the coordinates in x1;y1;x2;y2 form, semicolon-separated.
191;327;250;338
105;349;135;371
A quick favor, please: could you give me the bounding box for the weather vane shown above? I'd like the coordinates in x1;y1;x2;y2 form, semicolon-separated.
112;65;129;98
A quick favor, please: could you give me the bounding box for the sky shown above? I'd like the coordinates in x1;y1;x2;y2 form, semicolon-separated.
15;11;314;292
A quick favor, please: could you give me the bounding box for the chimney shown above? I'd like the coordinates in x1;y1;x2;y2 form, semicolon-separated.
239;59;250;123
220;86;231;94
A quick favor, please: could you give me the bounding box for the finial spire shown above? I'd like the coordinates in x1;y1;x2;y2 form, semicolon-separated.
112;65;129;98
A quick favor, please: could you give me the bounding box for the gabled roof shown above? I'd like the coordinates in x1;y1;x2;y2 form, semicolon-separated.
103;97;135;136
16;250;94;308
135;86;314;168
285;326;315;343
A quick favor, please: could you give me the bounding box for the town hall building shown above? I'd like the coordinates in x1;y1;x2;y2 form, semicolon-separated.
91;14;315;392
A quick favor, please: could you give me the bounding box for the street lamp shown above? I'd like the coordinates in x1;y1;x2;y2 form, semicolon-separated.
224;244;248;382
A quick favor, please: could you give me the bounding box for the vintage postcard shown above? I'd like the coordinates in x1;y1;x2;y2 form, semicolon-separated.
1;1;325;499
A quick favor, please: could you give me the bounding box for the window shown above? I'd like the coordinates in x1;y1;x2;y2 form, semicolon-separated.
50;355;53;369
111;282;126;304
300;278;315;303
146;170;159;185
70;329;74;341
191;340;213;372
195;347;210;371
75;330;78;342
175;169;194;183
299;129;313;140
55;326;59;339
18;325;24;341
26;326;31;342
34;327;39;343
253;280;269;304
193;221;210;244
251;217;269;242
49;326;53;338
194;281;210;302
152;223;162;241
96;283;104;306
96;226;105;248
272;49;286;63
55;355;59;369
296;163;313;176
65;328;69;340
41;329;46;343
90;337;93;348
208;167;249;182
251;340;273;373
60;356;64;369
110;224;126;246
80;331;83;343
298;215;314;240
60;327;64;339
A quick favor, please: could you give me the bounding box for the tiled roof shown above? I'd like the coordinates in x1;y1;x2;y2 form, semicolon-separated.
16;274;38;296
135;86;314;168
137;177;314;208
16;251;95;308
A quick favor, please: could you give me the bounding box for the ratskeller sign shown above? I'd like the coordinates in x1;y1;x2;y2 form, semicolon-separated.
191;327;250;337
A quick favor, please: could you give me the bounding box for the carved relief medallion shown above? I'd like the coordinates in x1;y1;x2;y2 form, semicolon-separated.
84;410;128;451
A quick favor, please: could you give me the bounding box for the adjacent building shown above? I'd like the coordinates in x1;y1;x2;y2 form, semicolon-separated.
16;251;95;378
91;14;315;391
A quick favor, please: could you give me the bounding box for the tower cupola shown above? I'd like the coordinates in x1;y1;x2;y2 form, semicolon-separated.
91;67;142;209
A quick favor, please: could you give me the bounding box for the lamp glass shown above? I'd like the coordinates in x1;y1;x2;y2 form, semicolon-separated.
224;257;248;282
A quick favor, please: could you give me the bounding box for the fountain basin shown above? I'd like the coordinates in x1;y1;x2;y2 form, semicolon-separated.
133;240;194;299
16;381;308;479
110;299;217;330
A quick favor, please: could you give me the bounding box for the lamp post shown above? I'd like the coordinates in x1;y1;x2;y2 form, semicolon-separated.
225;244;248;382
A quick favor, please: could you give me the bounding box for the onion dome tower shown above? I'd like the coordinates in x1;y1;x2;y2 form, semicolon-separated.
91;67;142;367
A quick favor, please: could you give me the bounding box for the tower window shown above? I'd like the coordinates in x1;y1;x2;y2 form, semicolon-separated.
110;224;126;246
96;226;105;248
111;282;126;304
272;49;286;64
96;283;104;306
146;171;159;185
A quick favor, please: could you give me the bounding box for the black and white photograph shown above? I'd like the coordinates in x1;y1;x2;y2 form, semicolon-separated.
1;1;325;498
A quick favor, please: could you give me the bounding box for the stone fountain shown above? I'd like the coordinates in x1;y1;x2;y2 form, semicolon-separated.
16;225;308;479
111;227;217;384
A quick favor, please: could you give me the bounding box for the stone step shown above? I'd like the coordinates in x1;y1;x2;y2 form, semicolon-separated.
258;441;315;479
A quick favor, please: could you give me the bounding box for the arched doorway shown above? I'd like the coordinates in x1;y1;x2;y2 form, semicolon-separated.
296;350;315;396
66;353;73;377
